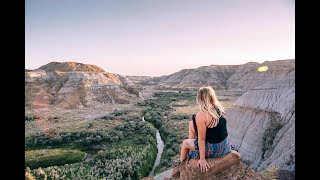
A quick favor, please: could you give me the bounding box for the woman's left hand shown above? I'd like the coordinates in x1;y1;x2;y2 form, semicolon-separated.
197;159;210;172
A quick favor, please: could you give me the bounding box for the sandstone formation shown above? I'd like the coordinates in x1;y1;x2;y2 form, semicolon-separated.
227;70;295;172
25;62;149;109
170;150;268;180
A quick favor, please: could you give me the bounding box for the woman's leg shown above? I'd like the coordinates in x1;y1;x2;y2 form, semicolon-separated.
179;120;197;161
180;139;195;161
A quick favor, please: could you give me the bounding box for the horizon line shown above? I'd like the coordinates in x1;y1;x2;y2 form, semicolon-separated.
25;58;295;77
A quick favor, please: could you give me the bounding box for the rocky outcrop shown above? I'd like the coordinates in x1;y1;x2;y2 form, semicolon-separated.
164;150;267;180
25;62;147;109
227;71;295;172
140;59;294;92
153;169;173;180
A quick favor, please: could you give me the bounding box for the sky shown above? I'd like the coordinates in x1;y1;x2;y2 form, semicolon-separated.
25;0;295;76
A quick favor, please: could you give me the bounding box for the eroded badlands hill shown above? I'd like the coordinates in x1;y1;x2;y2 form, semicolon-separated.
227;71;295;172
25;62;150;109
140;59;294;92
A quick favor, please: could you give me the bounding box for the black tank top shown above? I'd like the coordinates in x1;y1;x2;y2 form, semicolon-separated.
192;109;228;143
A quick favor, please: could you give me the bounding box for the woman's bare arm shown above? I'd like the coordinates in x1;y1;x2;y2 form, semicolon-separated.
196;112;207;160
189;121;197;139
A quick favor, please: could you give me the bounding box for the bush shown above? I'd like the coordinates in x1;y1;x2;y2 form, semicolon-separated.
25;167;36;180
261;166;278;179
111;109;128;116
123;86;140;97
25;115;34;121
25;149;85;169
170;113;190;120
262;117;283;159
101;114;115;120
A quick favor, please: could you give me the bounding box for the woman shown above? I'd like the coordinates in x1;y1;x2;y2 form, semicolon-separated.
173;86;233;172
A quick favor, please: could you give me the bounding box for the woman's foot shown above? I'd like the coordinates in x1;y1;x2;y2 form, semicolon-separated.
172;159;185;167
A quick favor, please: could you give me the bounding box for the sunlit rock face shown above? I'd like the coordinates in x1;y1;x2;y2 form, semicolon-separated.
227;71;295;172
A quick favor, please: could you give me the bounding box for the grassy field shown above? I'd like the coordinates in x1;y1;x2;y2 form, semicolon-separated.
25;149;85;169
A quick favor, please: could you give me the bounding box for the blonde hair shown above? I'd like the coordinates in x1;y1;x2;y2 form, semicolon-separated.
196;86;225;127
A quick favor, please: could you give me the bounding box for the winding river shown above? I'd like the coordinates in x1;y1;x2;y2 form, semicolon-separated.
142;116;164;177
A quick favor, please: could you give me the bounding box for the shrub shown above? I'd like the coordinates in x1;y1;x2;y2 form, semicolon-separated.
123;86;140;97
25;167;36;180
25;115;34;121
101;114;115;120
170;113;190;120
116;98;130;104
262;117;283;159
261;166;278;179
111;109;128;116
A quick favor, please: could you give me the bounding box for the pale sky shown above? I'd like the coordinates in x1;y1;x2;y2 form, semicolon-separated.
25;0;295;76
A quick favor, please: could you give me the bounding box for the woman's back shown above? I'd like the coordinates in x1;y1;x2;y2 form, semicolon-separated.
193;108;228;144
206;115;228;143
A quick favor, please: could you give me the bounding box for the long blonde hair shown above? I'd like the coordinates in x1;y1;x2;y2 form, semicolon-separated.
196;86;225;127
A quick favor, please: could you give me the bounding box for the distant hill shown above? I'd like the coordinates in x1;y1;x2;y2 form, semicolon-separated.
38;61;106;73
140;59;295;92
25;62;151;109
25;60;295;109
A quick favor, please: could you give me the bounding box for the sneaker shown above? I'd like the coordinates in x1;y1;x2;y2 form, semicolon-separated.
172;160;182;167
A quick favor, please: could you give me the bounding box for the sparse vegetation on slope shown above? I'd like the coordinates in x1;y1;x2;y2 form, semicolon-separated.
25;107;157;180
27;144;156;180
262;113;284;160
138;91;196;174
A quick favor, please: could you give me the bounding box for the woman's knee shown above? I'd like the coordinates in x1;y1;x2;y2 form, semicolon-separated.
182;139;195;149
